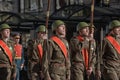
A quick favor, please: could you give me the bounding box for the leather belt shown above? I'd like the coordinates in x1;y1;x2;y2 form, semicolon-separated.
15;57;21;59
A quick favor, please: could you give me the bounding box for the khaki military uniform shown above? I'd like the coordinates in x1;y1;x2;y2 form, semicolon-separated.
102;34;120;80
0;39;16;80
70;36;96;80
42;35;71;80
27;39;45;80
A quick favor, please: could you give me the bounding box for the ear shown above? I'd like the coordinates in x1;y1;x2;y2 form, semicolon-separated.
78;30;82;35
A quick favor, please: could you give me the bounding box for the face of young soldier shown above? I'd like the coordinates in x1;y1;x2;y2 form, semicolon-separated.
37;31;46;39
1;29;10;38
79;27;89;37
56;24;66;37
112;27;120;35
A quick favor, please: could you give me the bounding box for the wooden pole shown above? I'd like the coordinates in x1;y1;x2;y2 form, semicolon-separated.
45;0;51;30
88;0;95;79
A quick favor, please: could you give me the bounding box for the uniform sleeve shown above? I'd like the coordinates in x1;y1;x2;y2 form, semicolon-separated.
12;50;16;73
66;46;71;80
42;40;53;80
70;37;81;52
102;39;107;56
70;37;81;61
89;40;96;68
61;39;70;80
101;38;107;65
11;43;17;78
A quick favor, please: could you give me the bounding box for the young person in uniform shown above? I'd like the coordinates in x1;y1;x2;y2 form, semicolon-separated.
42;20;71;80
0;23;16;80
70;22;96;80
102;20;120;80
27;25;47;80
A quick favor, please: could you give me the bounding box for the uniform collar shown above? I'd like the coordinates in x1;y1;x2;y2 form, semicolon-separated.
55;34;66;39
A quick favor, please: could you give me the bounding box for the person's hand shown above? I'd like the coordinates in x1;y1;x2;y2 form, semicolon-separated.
21;64;24;70
40;71;44;79
95;70;101;79
87;67;93;76
43;34;48;39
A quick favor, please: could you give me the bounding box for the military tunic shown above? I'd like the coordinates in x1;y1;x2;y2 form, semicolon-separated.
70;36;96;80
42;35;71;80
0;39;16;80
27;39;45;80
102;35;120;80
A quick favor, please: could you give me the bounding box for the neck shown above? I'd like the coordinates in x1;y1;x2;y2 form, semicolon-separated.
56;34;65;38
3;38;9;43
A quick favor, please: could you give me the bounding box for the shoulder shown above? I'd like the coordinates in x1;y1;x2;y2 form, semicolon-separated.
8;40;14;46
48;39;55;45
102;37;109;47
103;37;108;43
70;36;79;44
